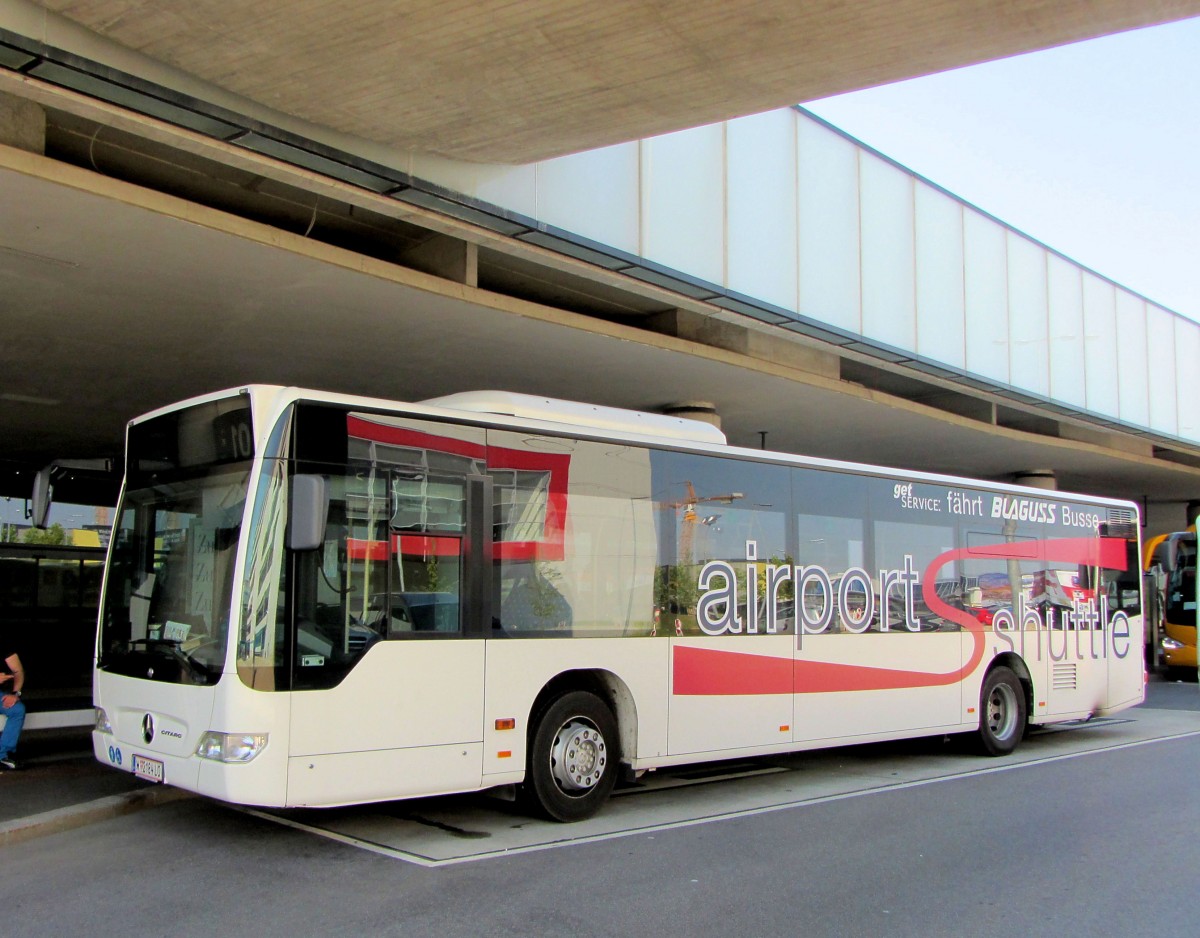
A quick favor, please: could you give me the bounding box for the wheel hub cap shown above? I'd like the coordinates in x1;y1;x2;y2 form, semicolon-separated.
550;719;607;792
987;685;1016;738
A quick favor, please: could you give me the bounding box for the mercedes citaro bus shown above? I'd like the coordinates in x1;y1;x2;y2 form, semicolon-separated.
93;386;1145;821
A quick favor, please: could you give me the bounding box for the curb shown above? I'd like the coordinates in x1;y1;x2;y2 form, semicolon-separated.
0;785;194;846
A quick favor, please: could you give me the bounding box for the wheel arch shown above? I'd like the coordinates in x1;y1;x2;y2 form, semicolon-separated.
987;651;1035;717
526;668;638;765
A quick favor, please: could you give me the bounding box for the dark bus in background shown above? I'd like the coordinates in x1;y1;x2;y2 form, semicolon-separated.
0;542;105;725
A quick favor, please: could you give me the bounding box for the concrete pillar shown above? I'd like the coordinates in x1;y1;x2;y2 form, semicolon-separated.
0;91;45;155
663;401;721;430
1013;469;1057;491
399;234;478;287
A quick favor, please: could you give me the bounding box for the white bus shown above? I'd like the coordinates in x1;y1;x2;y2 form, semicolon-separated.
93;386;1145;821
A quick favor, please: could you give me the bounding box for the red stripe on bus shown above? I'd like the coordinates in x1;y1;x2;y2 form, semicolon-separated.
672;645;792;695
672;646;949;695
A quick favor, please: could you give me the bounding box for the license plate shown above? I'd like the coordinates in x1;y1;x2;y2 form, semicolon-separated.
132;754;164;783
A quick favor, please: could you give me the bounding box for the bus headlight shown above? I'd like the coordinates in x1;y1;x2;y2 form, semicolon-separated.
1162;637;1185;651
94;707;113;734
196;732;268;763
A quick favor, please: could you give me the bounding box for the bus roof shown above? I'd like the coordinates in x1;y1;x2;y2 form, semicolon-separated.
134;385;1142;518
421;390;727;446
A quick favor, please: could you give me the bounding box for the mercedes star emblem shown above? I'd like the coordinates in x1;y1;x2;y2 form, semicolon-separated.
142;713;155;744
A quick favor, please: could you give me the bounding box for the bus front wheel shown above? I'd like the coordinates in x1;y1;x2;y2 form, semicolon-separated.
524;690;619;822
977;666;1026;756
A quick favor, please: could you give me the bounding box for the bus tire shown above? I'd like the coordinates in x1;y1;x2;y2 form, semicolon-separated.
976;666;1026;756
523;690;619;822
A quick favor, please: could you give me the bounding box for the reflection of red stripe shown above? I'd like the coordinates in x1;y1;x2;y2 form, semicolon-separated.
345;416;571;562
489;448;571;563
672;536;1128;696
397;535;460;557
345;537;389;561
347;416;486;459
346;536;462;559
927;536;1125;683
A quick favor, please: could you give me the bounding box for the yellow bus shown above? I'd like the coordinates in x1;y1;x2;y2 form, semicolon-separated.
1143;529;1197;678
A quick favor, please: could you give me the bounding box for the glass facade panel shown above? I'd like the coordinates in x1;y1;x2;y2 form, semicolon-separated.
915;186;966;368
797;119;861;330
1006;234;1049;395
860;155;916;351
1081;273;1120;417
641;123;725;283
964;212;1009;383
1047;255;1086;409
1115;291;1150;427
726;111;799;311
1176;315;1200;441
1147;305;1179;435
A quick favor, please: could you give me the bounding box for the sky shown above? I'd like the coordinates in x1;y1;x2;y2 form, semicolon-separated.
805;15;1200;323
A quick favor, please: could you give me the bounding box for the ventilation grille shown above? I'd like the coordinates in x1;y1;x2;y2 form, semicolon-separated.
1052;663;1078;691
1104;508;1138;539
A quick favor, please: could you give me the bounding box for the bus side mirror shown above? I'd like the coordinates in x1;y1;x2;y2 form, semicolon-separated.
288;474;329;551
30;467;53;529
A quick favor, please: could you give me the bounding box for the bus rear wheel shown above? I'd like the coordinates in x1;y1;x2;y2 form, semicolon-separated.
977;666;1026;756
524;690;619;822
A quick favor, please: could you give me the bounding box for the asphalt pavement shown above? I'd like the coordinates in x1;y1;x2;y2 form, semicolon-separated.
0;727;188;846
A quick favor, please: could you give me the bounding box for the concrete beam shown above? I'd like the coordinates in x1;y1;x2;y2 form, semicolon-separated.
648;308;840;379
398;235;478;287
1059;422;1155;459
0;91;44;154
25;0;1200;163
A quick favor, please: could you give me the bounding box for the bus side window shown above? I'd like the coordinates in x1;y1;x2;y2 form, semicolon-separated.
496;561;572;633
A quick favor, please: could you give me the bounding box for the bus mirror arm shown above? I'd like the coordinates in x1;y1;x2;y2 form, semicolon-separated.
288;474;330;551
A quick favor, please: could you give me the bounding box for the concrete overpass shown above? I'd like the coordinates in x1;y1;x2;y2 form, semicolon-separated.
18;0;1200;164
3;0;1200;532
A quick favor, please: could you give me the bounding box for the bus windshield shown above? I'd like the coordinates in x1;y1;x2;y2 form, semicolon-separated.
1165;536;1196;624
97;398;254;686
